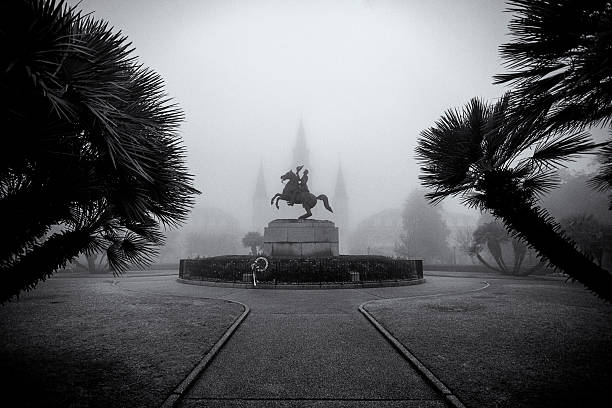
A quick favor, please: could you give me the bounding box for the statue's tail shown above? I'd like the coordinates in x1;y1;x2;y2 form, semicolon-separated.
317;194;333;213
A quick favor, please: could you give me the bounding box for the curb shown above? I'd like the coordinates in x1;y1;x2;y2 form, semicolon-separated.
160;300;251;408
424;271;567;281
359;304;467;408
357;281;490;407
176;277;426;290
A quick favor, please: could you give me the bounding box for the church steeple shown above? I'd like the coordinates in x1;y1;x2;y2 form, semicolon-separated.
254;161;267;199
292;118;309;167
333;162;349;253
252;161;270;232
334;164;347;199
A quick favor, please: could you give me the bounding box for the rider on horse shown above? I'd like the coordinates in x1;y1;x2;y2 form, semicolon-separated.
288;165;309;206
271;166;332;220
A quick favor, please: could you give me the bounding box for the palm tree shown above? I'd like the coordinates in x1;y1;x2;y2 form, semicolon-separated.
0;1;199;301
72;252;109;274
472;220;532;275
494;0;612;201
473;221;509;273
466;238;502;274
416;95;612;301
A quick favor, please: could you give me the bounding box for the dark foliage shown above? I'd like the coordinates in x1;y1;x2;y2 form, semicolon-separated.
180;255;423;284
495;0;612;203
495;0;612;131
0;0;199;301
591;132;612;204
416;95;612;301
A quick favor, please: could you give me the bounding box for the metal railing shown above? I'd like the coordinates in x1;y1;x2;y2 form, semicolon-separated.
179;255;422;284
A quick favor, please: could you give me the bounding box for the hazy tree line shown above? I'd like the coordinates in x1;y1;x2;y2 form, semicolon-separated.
388;167;611;275
394;189;450;264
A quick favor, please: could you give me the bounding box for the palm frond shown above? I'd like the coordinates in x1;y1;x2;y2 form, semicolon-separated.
461;193;488;210
416;98;489;197
588;137;612;207
1;0;200;300
531;132;600;168
106;231;158;272
124;218;165;245
495;0;612;132
521;170;561;198
0;227;93;302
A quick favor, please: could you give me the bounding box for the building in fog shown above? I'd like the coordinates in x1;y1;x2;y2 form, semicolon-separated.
158;206;244;262
251;119;349;239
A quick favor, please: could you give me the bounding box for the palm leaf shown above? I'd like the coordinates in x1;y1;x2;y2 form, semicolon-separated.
531;132;600;168
1;0;200;301
495;0;612;132
521;170;561;198
416;98;489;195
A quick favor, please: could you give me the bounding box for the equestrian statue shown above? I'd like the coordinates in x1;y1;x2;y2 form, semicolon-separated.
270;165;333;220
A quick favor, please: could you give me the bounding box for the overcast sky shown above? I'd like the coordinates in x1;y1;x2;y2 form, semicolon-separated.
71;0;549;228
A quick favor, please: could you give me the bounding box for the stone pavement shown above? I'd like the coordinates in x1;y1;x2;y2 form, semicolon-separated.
118;276;488;407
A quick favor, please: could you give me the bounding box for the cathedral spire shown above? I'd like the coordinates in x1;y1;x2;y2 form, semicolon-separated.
252;160;271;231
333;161;349;253
334;163;347;198
254;161;267;199
292;118;309;167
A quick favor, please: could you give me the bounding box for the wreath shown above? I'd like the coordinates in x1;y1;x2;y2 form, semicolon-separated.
251;256;269;272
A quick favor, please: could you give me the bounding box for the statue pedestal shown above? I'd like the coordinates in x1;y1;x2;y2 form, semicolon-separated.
263;219;339;257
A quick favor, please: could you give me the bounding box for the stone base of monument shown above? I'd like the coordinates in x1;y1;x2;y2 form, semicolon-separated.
263;219;339;258
178;218;424;288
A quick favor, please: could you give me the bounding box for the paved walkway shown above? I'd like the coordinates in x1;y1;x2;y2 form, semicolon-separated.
118;276;488;407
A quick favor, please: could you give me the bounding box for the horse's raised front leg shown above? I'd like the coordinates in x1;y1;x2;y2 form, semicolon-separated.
275;196;283;209
270;193;281;206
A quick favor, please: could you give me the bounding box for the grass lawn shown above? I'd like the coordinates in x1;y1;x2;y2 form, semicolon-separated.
365;278;612;408
0;276;244;408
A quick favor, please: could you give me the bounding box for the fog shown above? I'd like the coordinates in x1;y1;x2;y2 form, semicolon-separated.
72;0;583;231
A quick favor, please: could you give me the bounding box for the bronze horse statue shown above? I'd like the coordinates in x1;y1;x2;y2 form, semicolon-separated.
270;169;333;220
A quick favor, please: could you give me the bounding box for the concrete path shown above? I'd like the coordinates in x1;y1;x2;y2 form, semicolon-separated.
118;276;488;407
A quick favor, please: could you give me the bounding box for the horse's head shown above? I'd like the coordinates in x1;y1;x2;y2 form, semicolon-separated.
280;170;297;184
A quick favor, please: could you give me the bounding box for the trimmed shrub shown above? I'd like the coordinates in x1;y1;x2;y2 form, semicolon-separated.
180;255;422;284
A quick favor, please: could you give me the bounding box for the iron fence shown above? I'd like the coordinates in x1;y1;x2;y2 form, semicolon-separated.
179;255;422;284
